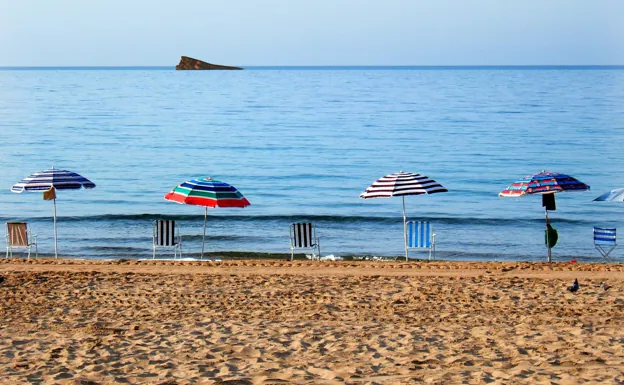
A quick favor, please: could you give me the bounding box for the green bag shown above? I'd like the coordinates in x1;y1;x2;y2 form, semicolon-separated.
545;224;558;248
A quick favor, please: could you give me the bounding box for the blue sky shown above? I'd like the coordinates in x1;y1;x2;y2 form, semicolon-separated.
1;0;622;66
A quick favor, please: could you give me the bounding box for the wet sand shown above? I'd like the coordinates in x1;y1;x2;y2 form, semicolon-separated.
1;258;623;384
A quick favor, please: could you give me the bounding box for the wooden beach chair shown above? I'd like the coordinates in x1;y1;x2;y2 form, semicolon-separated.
594;227;616;262
153;220;182;259
406;221;436;260
5;222;38;259
289;223;320;261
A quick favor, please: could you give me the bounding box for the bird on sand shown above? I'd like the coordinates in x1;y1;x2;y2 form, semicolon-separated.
567;279;579;293
0;276;4;285
600;282;611;291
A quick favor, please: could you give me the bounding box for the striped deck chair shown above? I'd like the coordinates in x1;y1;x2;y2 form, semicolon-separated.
5;222;38;259
153;220;182;259
594;227;616;262
406;221;436;260
289;223;320;261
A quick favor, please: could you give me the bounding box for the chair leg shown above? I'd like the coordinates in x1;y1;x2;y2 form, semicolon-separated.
596;245;616;263
317;239;321;261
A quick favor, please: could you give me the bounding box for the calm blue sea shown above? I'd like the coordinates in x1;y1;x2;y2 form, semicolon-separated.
0;66;623;261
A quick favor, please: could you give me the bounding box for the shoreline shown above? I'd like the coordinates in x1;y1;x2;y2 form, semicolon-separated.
2;258;624;278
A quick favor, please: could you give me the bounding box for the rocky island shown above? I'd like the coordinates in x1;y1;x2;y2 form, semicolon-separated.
175;56;243;70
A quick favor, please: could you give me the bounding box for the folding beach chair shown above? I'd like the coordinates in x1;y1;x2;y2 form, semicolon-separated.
289;223;320;261
594;227;616;262
406;221;436;260
153;220;182;259
5;222;38;259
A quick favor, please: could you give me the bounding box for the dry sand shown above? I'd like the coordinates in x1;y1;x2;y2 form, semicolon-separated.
1;258;623;384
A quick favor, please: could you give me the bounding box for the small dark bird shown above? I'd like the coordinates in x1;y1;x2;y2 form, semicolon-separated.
600;282;611;291
567;279;579;293
0;276;4;285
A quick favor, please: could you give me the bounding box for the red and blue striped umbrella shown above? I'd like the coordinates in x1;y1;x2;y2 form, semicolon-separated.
11;168;96;258
499;170;590;262
499;170;589;197
164;177;250;258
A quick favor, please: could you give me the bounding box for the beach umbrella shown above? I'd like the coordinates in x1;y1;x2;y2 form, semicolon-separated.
360;171;448;260
11;168;96;258
164;177;250;258
594;188;624;202
499;170;590;262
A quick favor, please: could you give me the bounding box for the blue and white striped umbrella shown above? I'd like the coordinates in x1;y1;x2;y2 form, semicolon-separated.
594;188;624;202
11;168;96;258
11;168;95;192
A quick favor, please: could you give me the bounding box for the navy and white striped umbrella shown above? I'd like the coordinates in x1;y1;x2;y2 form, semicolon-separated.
360;171;448;260
11;168;96;258
12;168;95;193
360;171;448;199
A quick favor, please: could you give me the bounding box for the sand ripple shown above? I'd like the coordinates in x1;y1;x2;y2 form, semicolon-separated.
1;259;623;384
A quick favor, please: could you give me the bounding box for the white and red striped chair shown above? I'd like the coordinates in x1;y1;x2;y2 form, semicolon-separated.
153;220;182;259
289;223;320;261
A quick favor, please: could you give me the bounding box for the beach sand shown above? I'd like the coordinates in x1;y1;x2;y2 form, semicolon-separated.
1;259;623;384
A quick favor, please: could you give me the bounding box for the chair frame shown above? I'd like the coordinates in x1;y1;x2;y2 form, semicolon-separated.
5;222;38;259
289;223;320;261
153;220;182;259
405;221;436;260
594;226;616;262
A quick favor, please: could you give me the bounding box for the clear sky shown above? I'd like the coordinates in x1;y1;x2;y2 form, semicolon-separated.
1;0;623;66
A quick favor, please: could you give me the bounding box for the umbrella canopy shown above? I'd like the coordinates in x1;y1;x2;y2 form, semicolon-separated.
594;188;624;202
164;177;250;258
11;168;95;192
360;171;448;260
360;171;448;199
499;170;589;197
11;168;96;258
499;170;590;262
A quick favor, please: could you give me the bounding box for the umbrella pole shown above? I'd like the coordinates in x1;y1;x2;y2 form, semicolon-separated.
403;196;408;261
53;198;58;259
545;209;551;263
201;207;208;260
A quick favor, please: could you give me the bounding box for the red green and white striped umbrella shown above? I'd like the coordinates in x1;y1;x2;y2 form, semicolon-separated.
164;177;250;258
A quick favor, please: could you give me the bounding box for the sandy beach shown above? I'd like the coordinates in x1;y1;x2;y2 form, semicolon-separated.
1;259;623;384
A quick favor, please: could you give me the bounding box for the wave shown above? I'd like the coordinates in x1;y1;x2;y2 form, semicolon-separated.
0;213;598;226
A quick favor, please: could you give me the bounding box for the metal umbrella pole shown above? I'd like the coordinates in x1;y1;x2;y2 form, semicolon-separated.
545;209;551;263
202;207;208;259
403;196;408;261
53;198;58;259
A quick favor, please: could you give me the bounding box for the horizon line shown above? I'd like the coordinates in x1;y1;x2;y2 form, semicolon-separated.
1;64;624;69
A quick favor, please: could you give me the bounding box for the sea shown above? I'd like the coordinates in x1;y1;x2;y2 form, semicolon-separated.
0;66;623;262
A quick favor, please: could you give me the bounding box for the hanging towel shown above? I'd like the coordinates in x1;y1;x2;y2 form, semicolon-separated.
43;186;56;200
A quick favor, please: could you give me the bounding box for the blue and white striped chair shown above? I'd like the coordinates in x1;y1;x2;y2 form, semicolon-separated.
406;221;436;260
289;223;320;261
153;220;182;259
594;227;616;262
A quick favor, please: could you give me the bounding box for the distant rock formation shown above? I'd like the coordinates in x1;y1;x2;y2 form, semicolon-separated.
175;56;243;70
